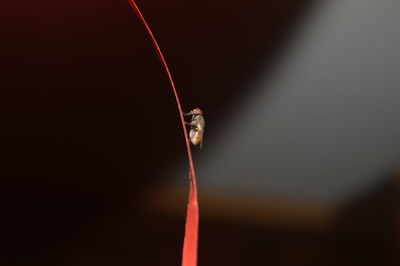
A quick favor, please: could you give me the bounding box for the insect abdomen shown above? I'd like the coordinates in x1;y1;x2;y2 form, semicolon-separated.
190;129;203;145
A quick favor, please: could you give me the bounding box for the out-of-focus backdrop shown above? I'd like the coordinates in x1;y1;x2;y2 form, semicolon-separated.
0;0;399;265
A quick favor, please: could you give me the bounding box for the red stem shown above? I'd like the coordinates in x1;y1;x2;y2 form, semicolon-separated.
126;1;199;266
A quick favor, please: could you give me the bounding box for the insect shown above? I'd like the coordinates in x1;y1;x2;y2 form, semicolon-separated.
184;108;205;148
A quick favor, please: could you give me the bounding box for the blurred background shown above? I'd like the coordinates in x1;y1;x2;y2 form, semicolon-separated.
1;0;399;265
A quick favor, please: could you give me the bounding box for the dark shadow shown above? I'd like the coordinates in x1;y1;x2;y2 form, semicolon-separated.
330;170;400;266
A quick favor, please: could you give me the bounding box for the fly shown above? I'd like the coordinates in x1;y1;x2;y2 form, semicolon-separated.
184;108;205;148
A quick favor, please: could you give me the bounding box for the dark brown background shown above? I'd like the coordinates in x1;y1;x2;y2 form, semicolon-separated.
0;1;399;265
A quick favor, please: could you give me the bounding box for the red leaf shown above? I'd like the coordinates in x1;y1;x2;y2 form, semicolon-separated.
127;1;199;266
